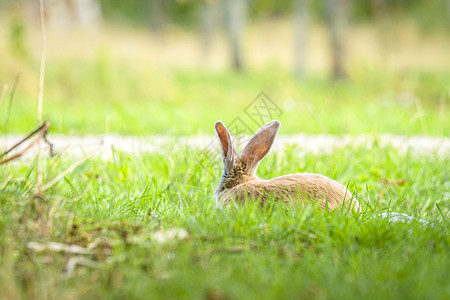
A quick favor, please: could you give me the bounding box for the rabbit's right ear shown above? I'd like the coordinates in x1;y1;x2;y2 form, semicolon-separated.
241;120;280;172
215;121;237;162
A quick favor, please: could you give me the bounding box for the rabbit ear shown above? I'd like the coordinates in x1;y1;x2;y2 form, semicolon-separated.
241;120;280;171
215;121;237;162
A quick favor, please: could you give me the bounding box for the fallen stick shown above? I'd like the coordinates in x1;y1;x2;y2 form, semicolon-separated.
1;121;50;159
64;256;100;279
27;241;93;254
0;121;50;165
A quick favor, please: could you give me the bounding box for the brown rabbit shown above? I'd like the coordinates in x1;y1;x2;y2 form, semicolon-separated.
214;120;360;211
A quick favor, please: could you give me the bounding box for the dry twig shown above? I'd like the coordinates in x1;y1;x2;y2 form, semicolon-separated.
27;241;93;255
63;257;100;279
0;121;50;159
0;121;50;165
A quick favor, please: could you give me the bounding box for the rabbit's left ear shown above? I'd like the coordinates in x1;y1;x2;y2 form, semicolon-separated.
241;120;280;171
215;121;237;162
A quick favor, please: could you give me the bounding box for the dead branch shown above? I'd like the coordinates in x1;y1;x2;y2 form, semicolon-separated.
27;241;93;254
1;121;50;159
0;121;50;165
63;257;100;279
0;135;41;165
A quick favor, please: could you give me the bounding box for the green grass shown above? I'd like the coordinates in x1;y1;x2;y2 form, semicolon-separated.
1;144;449;299
1;59;449;136
1;18;449;300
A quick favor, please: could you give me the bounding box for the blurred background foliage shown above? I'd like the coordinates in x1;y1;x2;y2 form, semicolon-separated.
89;0;449;29
76;0;450;27
0;0;449;136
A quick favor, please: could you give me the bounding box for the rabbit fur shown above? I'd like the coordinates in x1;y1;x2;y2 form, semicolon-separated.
214;120;360;211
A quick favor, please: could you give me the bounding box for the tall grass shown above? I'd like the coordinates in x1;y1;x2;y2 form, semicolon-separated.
0;145;448;299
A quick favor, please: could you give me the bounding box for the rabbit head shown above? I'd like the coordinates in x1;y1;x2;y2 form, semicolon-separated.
214;120;280;197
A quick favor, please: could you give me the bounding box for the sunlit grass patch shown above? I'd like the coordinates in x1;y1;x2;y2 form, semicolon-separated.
1;144;448;299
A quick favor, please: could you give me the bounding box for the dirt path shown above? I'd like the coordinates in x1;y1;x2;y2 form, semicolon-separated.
2;134;449;161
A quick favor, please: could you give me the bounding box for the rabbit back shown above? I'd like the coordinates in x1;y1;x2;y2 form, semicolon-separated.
218;173;359;211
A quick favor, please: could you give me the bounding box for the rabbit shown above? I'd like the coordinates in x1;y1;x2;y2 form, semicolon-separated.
214;120;360;211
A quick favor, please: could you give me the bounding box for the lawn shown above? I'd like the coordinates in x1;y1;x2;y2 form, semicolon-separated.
1;144;449;299
2;65;449;137
1;18;449;300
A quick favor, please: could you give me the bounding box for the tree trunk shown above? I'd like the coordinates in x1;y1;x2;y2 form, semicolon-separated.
71;0;102;28
370;0;387;18
150;0;164;36
200;0;219;59
293;0;309;77
223;0;247;71
326;0;348;80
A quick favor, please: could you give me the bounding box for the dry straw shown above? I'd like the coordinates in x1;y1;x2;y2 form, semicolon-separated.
36;0;47;195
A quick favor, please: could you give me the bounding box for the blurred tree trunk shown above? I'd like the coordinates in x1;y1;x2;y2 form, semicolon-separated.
200;0;219;59
371;0;389;66
70;0;102;28
223;0;247;71
293;0;309;77
370;0;386;18
326;0;348;80
150;0;164;36
27;0;102;28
